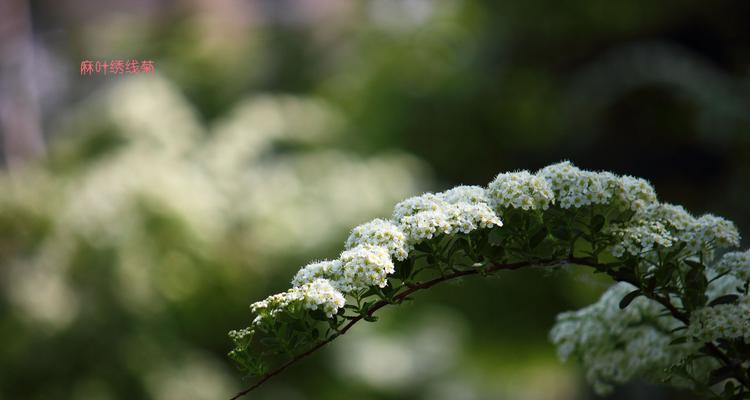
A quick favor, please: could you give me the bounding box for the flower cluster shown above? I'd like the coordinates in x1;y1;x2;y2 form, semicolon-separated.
346;219;409;260
291;245;396;293
628;203;741;258
487;170;553;211
687;299;750;343
550;283;697;394
233;161;748;398
337;245;396;291
251;278;346;324
607;220;675;257
713;250;750;281
538;162;617;208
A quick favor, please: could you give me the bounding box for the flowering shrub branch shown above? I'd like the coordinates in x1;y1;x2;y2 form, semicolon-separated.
229;161;749;399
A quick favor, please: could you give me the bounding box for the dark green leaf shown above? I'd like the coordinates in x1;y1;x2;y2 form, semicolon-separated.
619;289;642;310
709;294;739;307
669;337;687;345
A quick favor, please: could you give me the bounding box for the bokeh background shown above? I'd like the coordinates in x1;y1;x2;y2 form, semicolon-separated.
1;0;749;399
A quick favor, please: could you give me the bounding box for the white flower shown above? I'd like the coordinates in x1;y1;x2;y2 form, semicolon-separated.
537;161;617;209
346;219;409;261
615;175;658;212
392;193;446;220
292;260;342;288
444;202;502;234
713;250;750;282
399;210;451;243
607;220;675;257
487;170;554;211
337;245;395;292
437;185;488;205
687;297;750;343
550;283;697;395
251;278;346;323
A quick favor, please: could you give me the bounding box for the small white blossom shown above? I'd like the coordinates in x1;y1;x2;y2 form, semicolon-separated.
345;219;409;261
228;327;253;340
550;283;697;395
687;297;750;343
713;250;750;282
537;161;618;209
392;193;446;220
337;245;395;292
607;220;675;257
437;185;489;205
615;175;658;212
251;278;346;323
399;210;451;243
487;170;554;211
292;260;342;288
444;202;502;234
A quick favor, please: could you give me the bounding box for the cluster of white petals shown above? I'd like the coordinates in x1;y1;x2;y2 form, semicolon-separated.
487;171;554;211
713;250;750;281
437;185;488;204
631;204;740;257
615;175;658;212
291;260;342;288
337;245;396;291
255;186;504;326
607;220;675;257
538;162;618;208
345;219;409;261
687;298;750;343
227;327;253;340
251;278;346;324
550;283;697;394
396;200;501;244
241;160;747;395
291;245;396;293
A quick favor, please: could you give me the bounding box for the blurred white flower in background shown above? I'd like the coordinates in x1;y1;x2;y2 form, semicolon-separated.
0;74;428;399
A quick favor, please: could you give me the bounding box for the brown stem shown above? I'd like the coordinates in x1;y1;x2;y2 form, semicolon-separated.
230;256;750;399
230;258;571;399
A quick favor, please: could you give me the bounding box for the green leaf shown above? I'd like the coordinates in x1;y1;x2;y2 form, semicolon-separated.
684;259;705;270
619;289;642;310
669;337;687;345
709;294;739;307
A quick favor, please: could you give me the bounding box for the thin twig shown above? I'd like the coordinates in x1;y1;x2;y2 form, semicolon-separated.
230;258;570;399
231;257;750;399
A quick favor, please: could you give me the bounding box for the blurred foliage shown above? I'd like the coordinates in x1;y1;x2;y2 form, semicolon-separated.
2;0;749;398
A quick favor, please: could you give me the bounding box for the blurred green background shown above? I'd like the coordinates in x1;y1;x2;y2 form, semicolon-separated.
1;0;749;399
